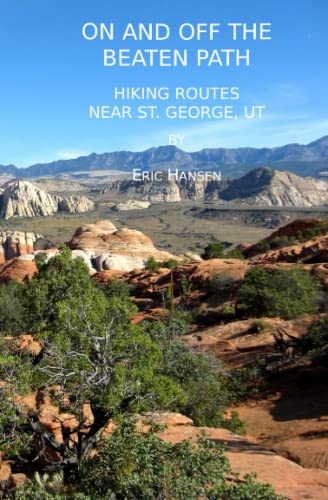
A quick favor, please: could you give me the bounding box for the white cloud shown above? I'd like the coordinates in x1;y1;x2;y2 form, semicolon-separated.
54;150;88;161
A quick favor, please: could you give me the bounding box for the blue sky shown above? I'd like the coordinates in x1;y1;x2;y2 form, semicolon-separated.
0;0;327;166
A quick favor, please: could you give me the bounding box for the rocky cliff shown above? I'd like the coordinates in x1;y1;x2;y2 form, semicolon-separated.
58;195;95;213
107;167;328;207
106;176;225;203
0;179;95;219
220;167;328;207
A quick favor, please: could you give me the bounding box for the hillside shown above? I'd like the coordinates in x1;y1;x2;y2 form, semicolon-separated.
220;167;328;207
107;167;328;207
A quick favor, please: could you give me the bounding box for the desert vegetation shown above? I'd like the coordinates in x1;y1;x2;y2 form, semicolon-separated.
237;267;321;320
1;216;328;497
0;249;281;498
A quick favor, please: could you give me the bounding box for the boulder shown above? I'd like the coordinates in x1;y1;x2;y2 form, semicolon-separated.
68;220;181;272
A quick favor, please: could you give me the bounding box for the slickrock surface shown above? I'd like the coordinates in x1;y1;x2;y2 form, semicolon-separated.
252;234;328;263
68;220;181;272
182;315;317;367
157;420;328;500
0;256;37;283
244;218;327;258
236;366;328;474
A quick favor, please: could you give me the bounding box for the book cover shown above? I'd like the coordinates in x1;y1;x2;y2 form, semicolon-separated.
0;1;327;497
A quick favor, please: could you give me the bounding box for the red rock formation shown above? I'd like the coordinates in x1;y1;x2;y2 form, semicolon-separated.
183;315;318;368
0;231;39;261
265;218;326;242
244;218;328;258
4;334;42;356
253;233;328;264
0;257;37;283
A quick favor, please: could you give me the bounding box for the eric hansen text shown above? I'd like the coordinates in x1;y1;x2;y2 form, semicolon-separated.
133;169;222;182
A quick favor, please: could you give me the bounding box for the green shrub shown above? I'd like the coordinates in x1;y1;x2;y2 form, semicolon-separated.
209;271;236;293
145;314;237;429
145;256;161;271
164;259;179;269
102;278;131;299
226;247;245;259
202;242;225;259
252;318;268;332
252;240;270;255
296;221;328;243
269;236;297;250
303;318;328;364
237;267;320;320
221;302;236;319
308;318;328;348
145;257;179;271
77;419;280;500
0;281;27;336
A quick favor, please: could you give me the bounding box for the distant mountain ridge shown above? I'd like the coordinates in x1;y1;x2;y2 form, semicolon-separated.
1;136;328;179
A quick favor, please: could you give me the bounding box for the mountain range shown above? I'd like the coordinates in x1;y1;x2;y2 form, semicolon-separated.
1;136;328;180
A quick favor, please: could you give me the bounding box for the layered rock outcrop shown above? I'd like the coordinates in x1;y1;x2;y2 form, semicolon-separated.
107;167;328;207
67;220;181;272
183;315;317;368
106;176;224;203
243;218;327;258
0;179;95;219
0;231;41;262
58;195;95;213
253;234;328;264
115;200;151;210
0;256;37;283
1;180;59;218
220;167;328;207
155;415;328;500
